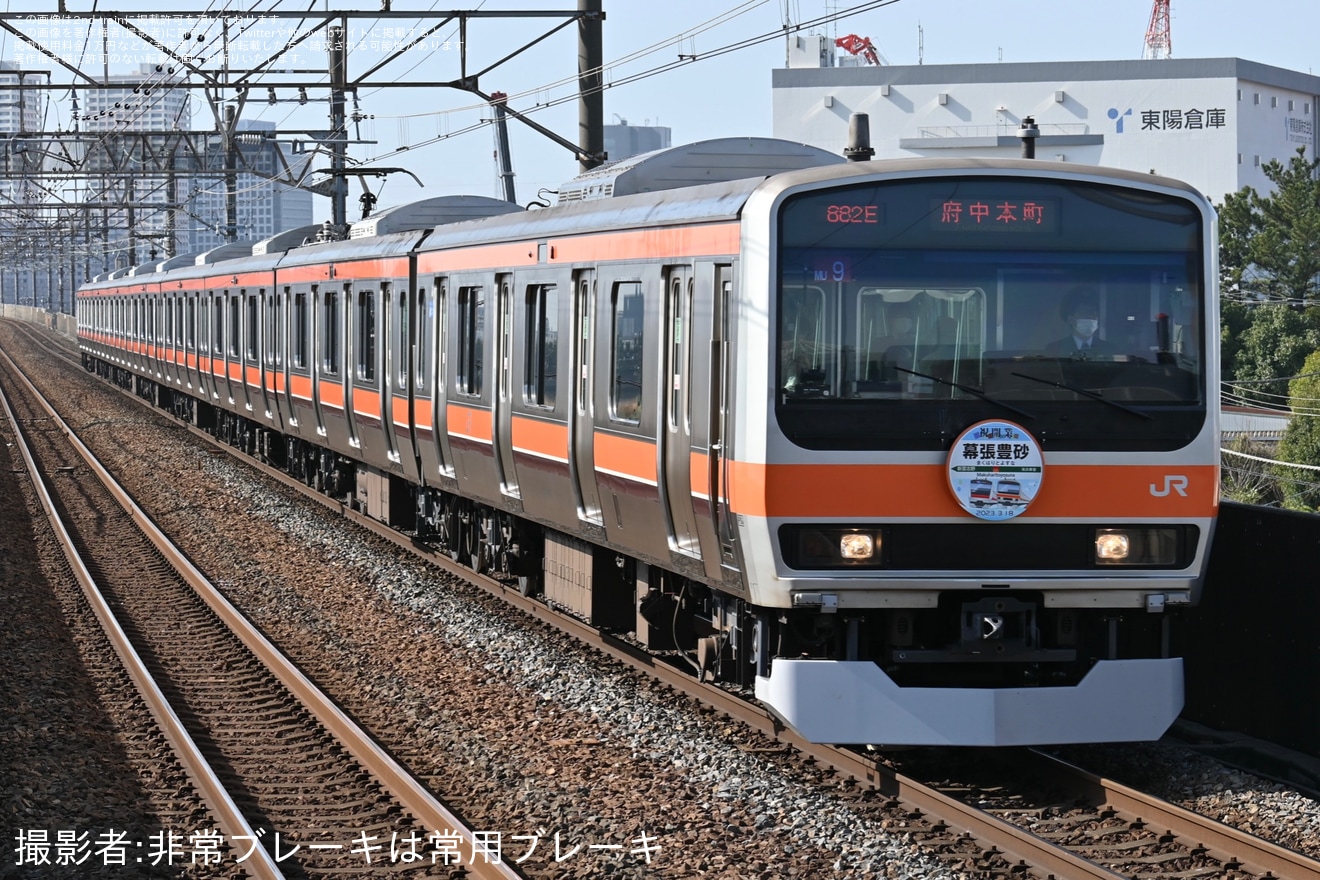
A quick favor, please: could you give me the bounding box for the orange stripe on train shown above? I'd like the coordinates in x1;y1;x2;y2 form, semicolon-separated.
548;223;739;264
594;432;657;484
727;462;1219;519
447;402;493;443
512;415;568;462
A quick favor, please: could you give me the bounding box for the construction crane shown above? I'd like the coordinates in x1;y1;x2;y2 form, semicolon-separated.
1143;0;1172;59
835;34;884;66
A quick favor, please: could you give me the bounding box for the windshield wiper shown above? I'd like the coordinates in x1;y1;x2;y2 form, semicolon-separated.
1009;372;1153;420
895;367;1036;421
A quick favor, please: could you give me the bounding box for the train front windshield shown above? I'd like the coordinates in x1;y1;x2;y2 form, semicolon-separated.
776;175;1207;452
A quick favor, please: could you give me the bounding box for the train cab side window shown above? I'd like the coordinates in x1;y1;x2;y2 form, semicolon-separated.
611;281;644;424
323;289;340;376
457;285;485;397
292;291;308;368
523;283;558;408
357;289;376;382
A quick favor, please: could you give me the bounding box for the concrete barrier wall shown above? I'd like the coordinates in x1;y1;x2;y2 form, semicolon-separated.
1177;500;1320;757
0;305;75;338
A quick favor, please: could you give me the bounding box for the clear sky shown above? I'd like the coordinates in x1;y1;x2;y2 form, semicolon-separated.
2;1;1317;221
329;0;1320;217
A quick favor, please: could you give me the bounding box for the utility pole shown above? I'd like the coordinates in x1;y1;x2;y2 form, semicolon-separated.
225;104;238;243
490;92;517;204
329;23;348;232
578;0;604;173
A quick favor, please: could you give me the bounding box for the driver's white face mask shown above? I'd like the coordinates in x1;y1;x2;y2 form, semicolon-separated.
891;317;913;335
1072;318;1098;337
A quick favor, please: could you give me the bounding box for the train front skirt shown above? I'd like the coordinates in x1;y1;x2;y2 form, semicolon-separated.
756;658;1183;746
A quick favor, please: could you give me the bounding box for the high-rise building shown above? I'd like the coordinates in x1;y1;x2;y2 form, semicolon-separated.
186;120;314;253
79;64;314;262
81;63;192;267
0;61;51;305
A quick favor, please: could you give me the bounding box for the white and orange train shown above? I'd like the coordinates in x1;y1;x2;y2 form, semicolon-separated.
77;140;1220;746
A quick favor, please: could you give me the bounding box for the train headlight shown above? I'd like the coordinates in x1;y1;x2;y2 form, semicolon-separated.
781;526;885;569
839;532;874;560
1094;528;1178;566
1095;531;1130;560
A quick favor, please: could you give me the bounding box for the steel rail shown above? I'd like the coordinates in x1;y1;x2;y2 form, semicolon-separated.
1034;750;1320;880
0;348;287;880
1;346;523;880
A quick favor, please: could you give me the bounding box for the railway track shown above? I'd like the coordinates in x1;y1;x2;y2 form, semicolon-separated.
0;339;520;879
7;317;1320;878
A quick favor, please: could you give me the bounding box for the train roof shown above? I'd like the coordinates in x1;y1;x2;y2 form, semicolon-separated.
252;224;323;255
556;136;845;203
745;156;1215;204
349;195;523;239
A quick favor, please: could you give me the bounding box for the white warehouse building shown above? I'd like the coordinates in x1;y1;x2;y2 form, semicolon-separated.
772;38;1319;204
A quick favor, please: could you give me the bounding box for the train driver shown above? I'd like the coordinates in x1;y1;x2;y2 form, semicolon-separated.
1044;287;1115;357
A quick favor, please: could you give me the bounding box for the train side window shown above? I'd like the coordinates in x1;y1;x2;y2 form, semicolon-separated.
523;283;557;408
228;295;241;358
457;285;485;397
292;291;308;368
323;289;340;376
357;289;376;382
417;285;431;391
213;297;224;353
245;293;259;360
186;297;196;351
436;282;447;394
395;286;409;390
611;280;644;424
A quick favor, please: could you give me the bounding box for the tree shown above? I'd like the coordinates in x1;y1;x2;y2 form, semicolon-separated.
1274;350;1320;511
1231;303;1320;405
1218;147;1320;304
1219;299;1250;379
1221;436;1283;507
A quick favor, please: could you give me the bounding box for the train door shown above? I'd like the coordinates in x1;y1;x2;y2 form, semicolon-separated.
392;278;421;480
226;291;243;406
242;290;260;414
343;283;359;448
185;294;198;390
255;289;275;423
380;282;399;461
430;278;456;477
211;293;227;402
570;269;603;525
713;266;738;567
280;287;299;430
312;284;329;436
661;266;701;556
494;273;519;498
